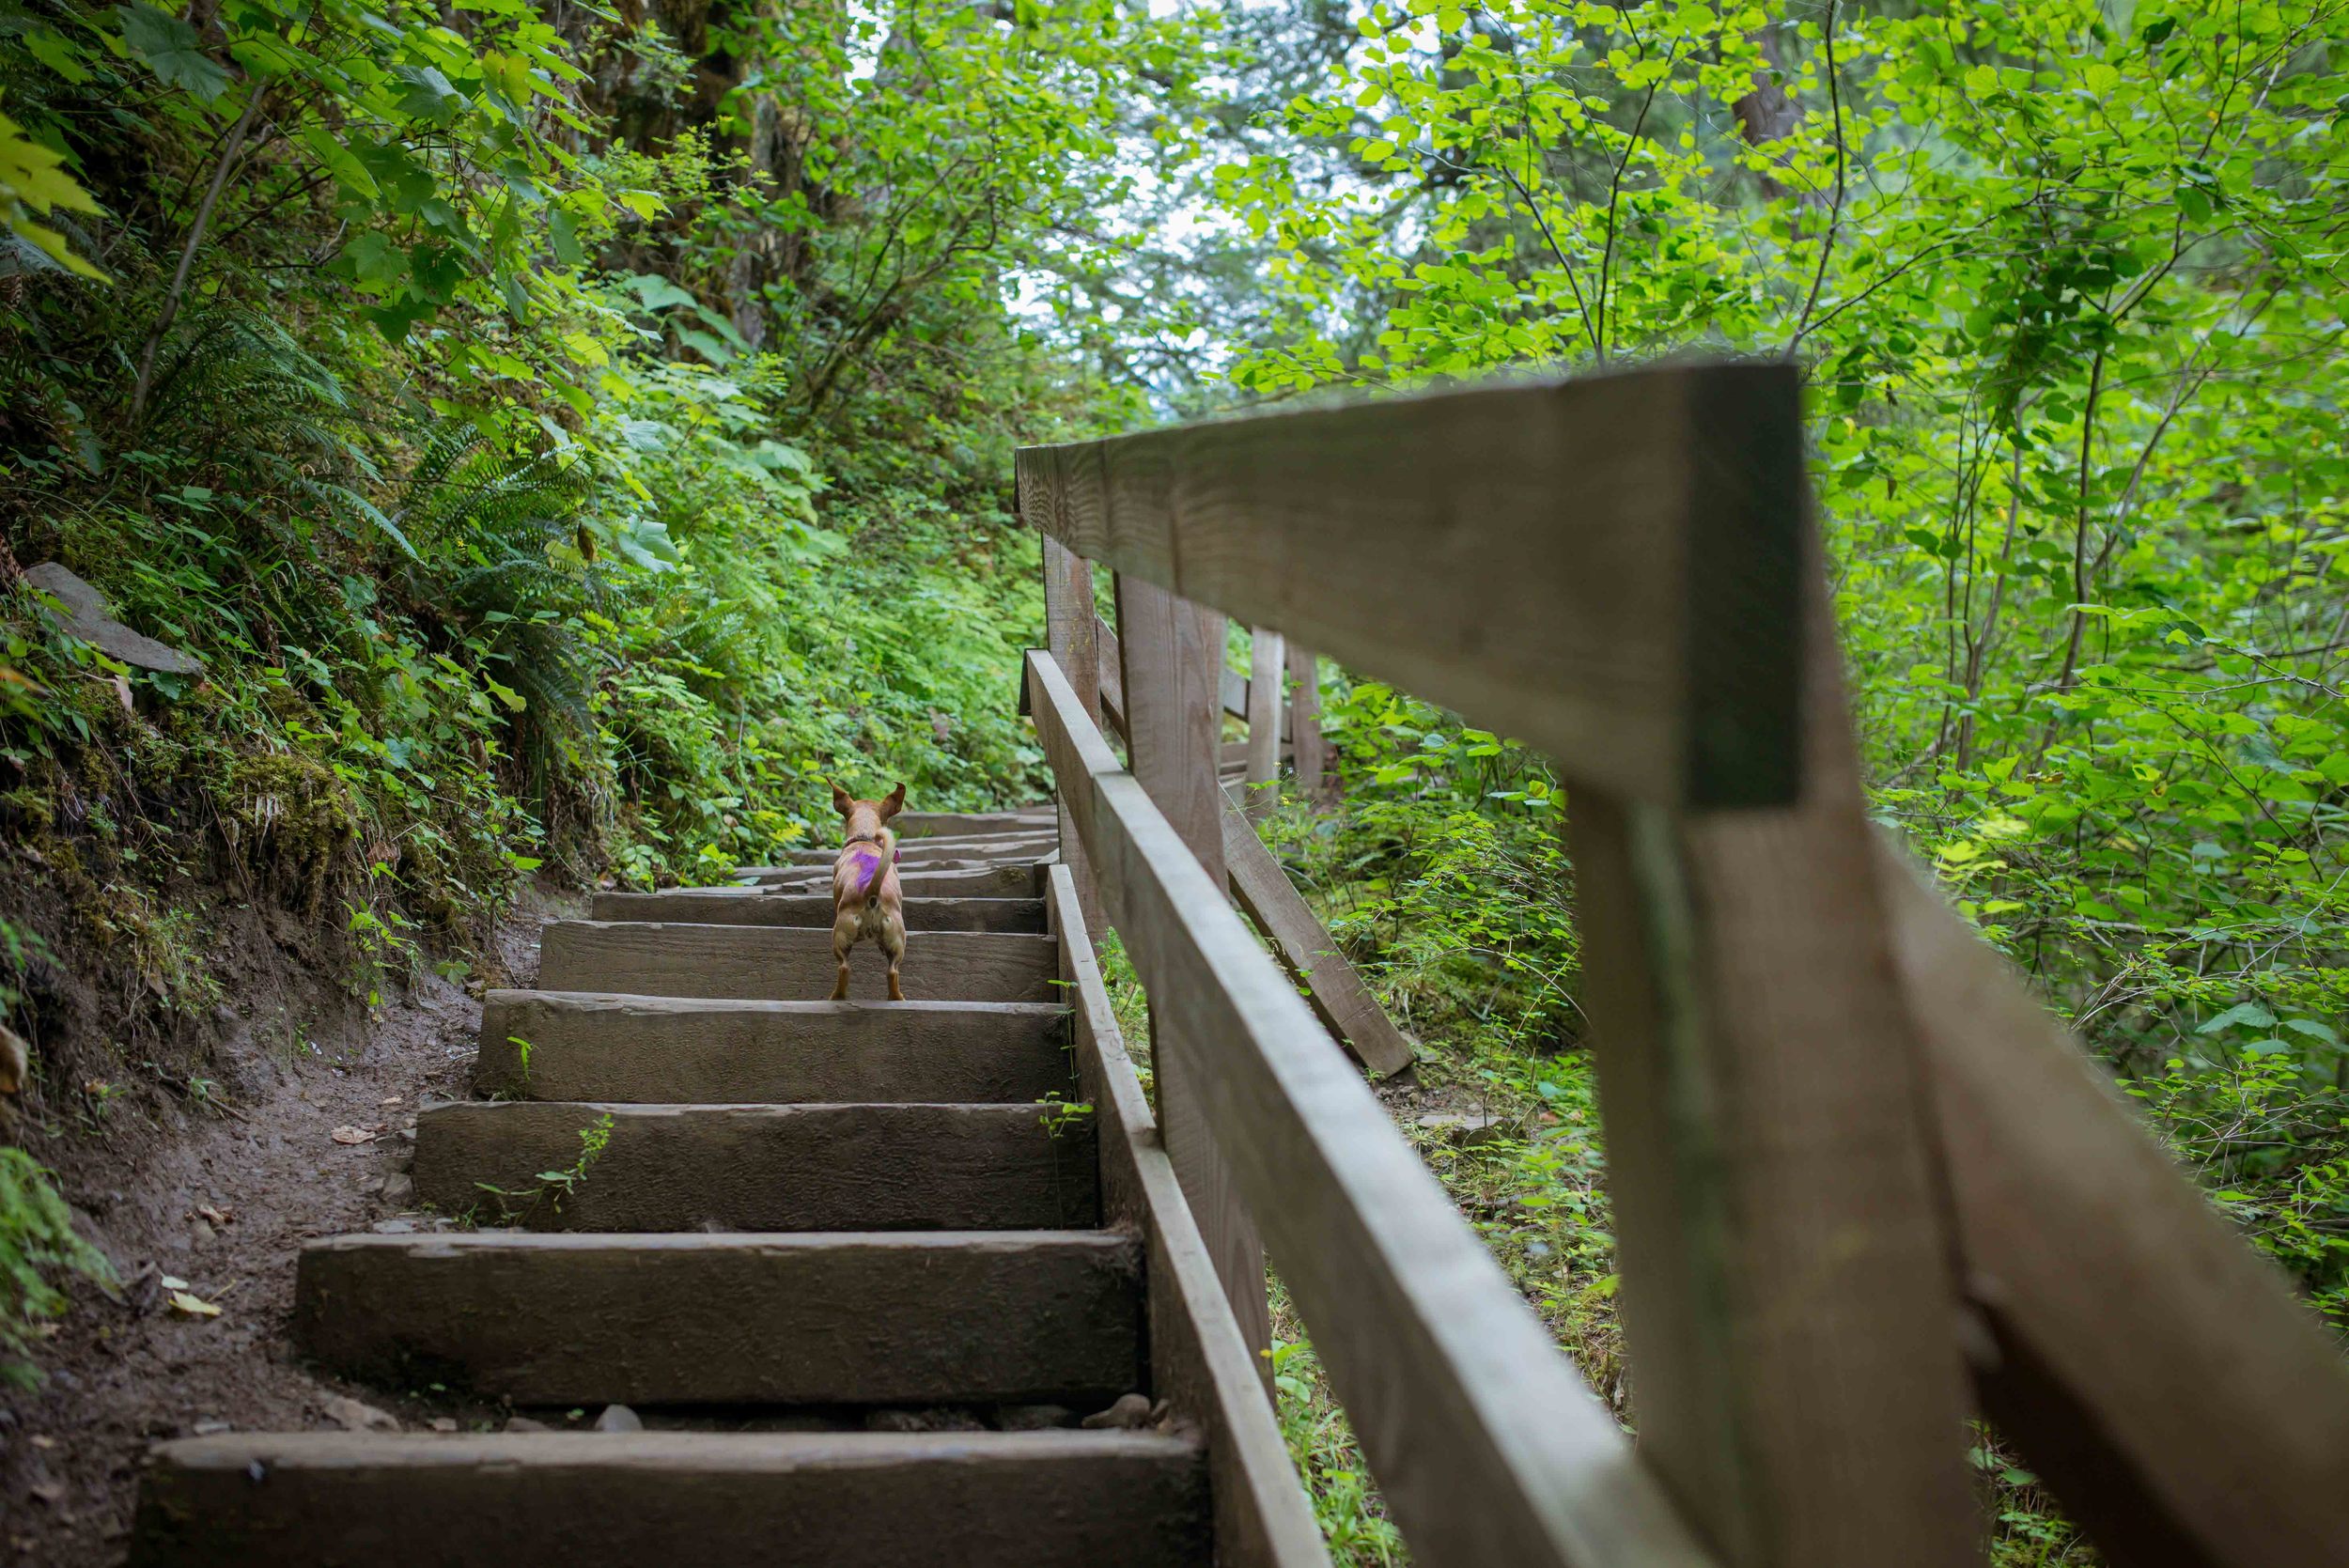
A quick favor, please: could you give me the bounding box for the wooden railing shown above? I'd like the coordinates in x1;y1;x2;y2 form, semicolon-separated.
1017;361;2349;1568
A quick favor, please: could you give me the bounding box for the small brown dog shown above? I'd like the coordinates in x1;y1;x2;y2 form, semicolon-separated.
829;782;907;1001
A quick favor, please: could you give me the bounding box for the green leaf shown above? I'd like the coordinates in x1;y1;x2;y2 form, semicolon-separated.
2195;1002;2277;1036
114;4;231;102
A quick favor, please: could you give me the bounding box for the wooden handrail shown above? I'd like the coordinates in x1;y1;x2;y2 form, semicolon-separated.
1019;361;2349;1568
1026;648;1718;1568
1018;364;1805;809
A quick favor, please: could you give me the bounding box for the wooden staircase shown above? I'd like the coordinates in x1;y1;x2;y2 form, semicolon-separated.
129;810;1264;1567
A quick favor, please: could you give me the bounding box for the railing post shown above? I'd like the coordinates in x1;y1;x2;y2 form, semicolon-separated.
1563;536;1982;1568
1244;628;1283;821
1285;644;1327;805
1039;533;1104;933
1113;570;1272;1377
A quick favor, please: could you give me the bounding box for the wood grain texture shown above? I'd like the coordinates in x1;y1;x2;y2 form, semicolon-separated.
1221;800;1416;1079
1286;642;1327;803
474;993;1074;1104
133;1431;1208;1568
412;1102;1098;1232
589;892;1045;933
775;832;1059;866
1877;843;2349;1566
294;1230;1143;1405
1245;628;1284;821
1114;572;1271;1371
1017;363;1803;807
1095;612;1128;739
1040;532;1106;937
1049;866;1332;1568
537;921;1057;1003
740;862;1041;897
1027;651;1715;1568
1563;548;1979;1568
894;808;1056;838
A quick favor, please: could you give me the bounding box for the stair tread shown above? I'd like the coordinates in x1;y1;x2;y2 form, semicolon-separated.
135;1430;1206;1568
413;1101;1099;1232
294;1230;1143;1406
537;921;1058;1003
474;992;1074;1104
589;892;1047;932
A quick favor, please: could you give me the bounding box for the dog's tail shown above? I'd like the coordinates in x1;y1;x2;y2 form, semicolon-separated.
849;840;895;898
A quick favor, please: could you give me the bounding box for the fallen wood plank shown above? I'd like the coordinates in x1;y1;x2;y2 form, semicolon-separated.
1221;800;1416;1079
1017;363;1803;808
1878;843;2349;1565
294;1231;1143;1405
1026;650;1714;1568
474;993;1074;1104
133;1431;1207;1568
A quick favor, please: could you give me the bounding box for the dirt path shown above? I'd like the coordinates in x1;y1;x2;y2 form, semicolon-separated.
1;888;575;1566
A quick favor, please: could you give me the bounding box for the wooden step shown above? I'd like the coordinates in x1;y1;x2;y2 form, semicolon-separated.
537;922;1059;1003
894;807;1057;838
294;1231;1142;1405
773;831;1060;867
589;891;1046;933
739;863;1041;897
476;994;1073;1104
132;1430;1207;1567
413;1102;1098;1231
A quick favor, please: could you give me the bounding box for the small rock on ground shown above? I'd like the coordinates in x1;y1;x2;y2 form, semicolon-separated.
320;1395;399;1434
593;1404;644;1433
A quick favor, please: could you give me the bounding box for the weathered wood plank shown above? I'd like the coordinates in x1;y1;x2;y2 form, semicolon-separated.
739;862;1040;897
1245;628;1284;821
1286;643;1328;803
1221;800;1416;1079
134;1431;1208;1568
474;993;1074;1105
1016;363;1804;808
1113;572;1271;1372
537;922;1057;1003
894;808;1056;838
589;892;1045;933
1095;612;1128;739
1877;843;2349;1566
295;1231;1143;1405
1563;552;1979;1568
1041;533;1106;936
774;832;1059;866
1027;650;1714;1568
1048;867;1332;1568
412;1101;1098;1232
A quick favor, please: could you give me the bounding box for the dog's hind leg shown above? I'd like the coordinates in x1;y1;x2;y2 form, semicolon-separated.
830;914;859;1001
881;918;906;1002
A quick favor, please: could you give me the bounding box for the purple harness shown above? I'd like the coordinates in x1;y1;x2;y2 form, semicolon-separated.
845;841;896;897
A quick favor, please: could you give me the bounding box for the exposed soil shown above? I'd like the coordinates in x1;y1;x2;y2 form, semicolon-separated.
0;881;578;1566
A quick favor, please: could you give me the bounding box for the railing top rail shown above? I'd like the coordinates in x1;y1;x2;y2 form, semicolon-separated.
1017;361;1806;808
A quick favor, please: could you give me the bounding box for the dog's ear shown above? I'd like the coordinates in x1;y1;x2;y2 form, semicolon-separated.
880;782;906;819
831;782;854;816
